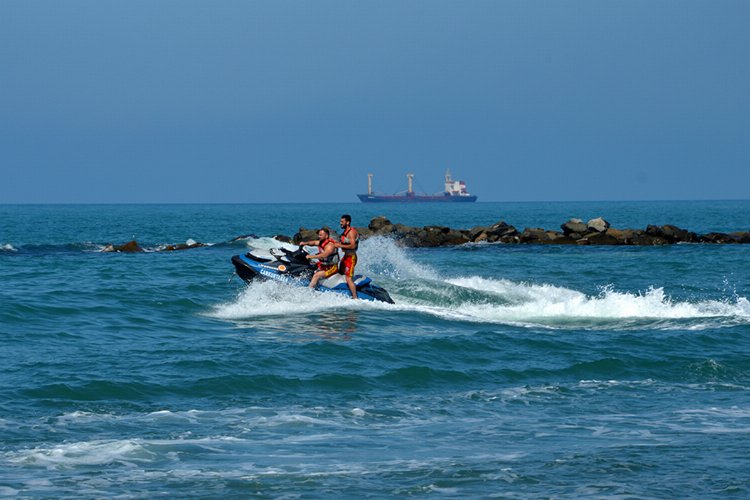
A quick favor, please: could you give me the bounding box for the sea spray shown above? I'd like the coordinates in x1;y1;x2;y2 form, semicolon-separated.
357;236;439;281
445;278;750;328
217;268;750;331
212;280;357;320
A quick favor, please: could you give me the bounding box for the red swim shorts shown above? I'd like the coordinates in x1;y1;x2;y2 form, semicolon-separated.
339;254;357;278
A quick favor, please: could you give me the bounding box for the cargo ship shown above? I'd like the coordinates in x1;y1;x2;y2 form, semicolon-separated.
357;170;477;203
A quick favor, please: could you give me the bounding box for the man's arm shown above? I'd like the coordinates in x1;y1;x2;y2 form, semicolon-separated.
307;242;336;260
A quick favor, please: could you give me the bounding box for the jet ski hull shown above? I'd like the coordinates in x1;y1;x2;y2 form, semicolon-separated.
231;252;394;304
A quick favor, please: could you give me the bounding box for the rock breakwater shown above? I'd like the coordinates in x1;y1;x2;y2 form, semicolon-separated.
293;216;750;247
98;216;750;253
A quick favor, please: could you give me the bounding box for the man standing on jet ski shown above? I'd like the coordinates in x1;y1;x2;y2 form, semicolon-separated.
334;214;359;299
299;228;339;291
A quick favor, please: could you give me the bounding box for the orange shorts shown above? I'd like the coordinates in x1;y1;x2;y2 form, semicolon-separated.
318;264;338;278
339;254;357;278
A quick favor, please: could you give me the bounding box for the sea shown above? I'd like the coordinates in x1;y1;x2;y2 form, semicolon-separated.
1;201;750;498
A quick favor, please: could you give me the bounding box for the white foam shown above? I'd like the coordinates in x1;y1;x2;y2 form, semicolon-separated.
213;272;750;329
243;237;298;252
357;236;439;280
55;411;115;425
442;277;750;324
219;236;750;329
7;437;245;468
8;440;151;467
211;280;358;319
1;243;18;252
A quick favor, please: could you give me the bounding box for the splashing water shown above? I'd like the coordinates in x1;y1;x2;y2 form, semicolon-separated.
357;236;439;280
441;278;750;327
241;237;299;252
216;236;750;330
211;280;361;320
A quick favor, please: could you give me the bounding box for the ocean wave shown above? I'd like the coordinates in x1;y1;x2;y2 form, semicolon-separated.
215;236;750;330
5;436;245;468
445;277;750;323
214;276;750;331
7;439;154;467
3;242;109;254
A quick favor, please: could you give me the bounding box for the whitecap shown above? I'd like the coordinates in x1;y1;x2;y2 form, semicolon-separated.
6;436;249;469
438;277;750;327
8;439;152;467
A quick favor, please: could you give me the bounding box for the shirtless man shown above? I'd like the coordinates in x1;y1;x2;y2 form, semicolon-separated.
334;214;359;299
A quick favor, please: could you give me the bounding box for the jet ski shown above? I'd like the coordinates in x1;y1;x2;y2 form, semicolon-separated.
231;245;395;304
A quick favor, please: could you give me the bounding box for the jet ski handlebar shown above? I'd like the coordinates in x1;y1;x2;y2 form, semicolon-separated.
281;246;313;264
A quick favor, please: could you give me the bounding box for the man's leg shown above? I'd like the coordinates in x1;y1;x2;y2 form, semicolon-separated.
309;270;324;289
345;275;358;299
343;255;358;299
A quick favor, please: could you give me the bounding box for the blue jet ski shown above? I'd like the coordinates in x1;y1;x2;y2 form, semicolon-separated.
231;245;395;304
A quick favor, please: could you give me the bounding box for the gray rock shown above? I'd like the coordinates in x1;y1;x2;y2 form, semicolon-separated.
561;218;588;236
700;232;738;244
369;216;392;232
587;217;610;233
520;228;572;244
468;225;488;241
581;231;620;245
355;227;373;240
293;227;320;244
661;225;698;243
424;225;451;234
520;228;547;243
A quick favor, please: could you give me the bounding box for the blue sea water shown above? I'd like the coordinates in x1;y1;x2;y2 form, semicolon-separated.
1;201;750;498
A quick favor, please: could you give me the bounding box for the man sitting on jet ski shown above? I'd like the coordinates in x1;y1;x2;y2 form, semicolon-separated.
298;228;340;291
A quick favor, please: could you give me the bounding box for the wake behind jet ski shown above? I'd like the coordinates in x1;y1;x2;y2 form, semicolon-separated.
231;245;395;304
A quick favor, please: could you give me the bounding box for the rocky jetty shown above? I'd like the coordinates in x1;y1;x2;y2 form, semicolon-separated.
101;216;750;253
101;239;207;253
289;216;750;247
101;240;144;253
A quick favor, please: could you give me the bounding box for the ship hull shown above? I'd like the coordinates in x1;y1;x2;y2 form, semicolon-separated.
357;194;477;203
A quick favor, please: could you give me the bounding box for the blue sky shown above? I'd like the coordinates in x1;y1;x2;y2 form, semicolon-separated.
1;1;748;203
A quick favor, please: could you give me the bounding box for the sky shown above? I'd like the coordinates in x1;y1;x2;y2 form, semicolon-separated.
1;1;748;203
